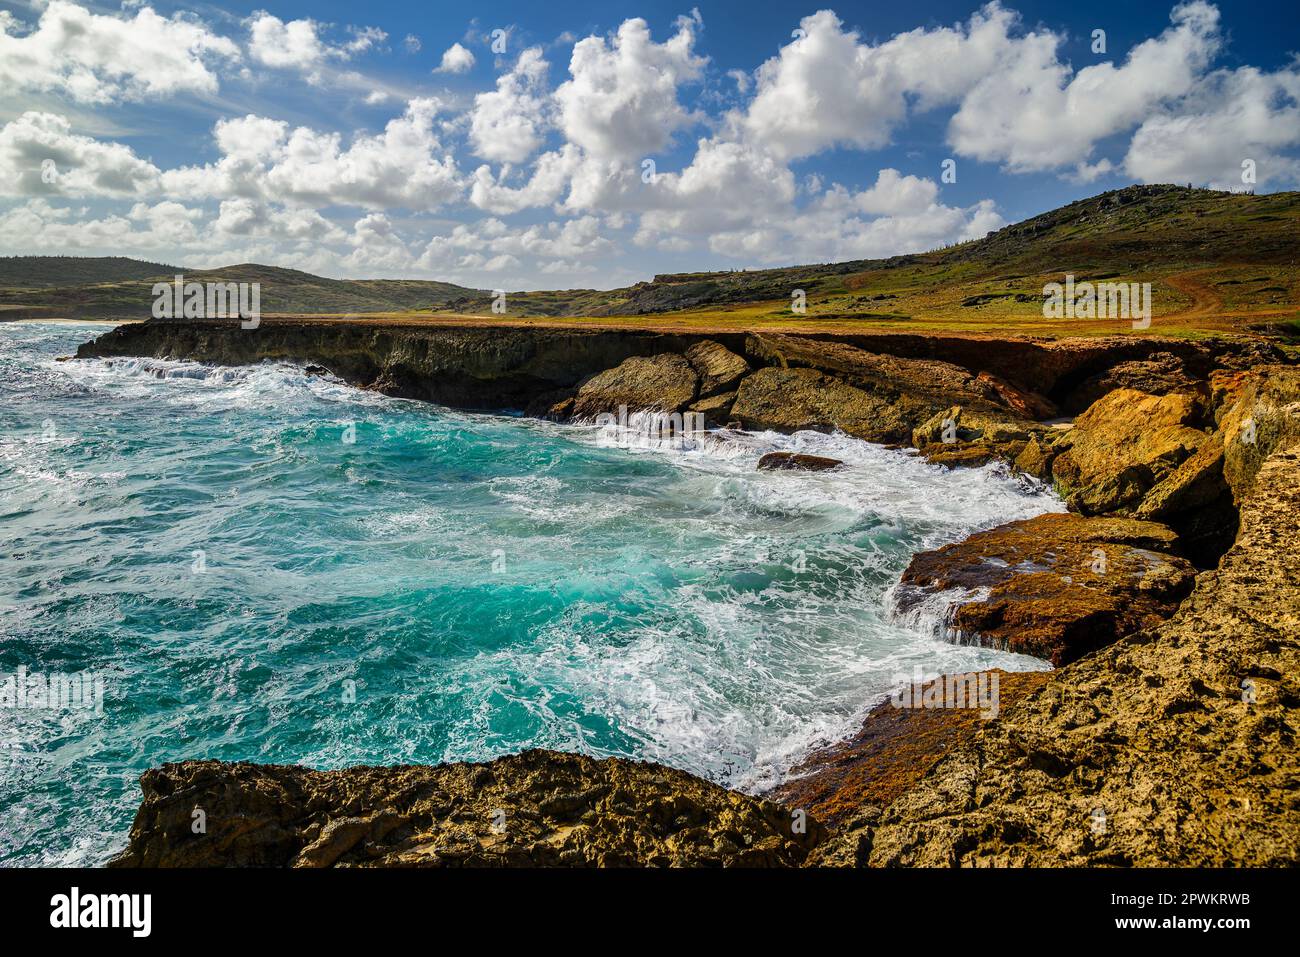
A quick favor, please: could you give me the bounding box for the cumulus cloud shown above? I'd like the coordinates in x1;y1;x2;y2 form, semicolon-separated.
1124;62;1300;187
468;48;550;163
554;13;707;161
741;5;1020;160
950;1;1222;172
246;12;386;80
0;112;161;198
163;100;463;210
435;42;476;73
0;0;240;104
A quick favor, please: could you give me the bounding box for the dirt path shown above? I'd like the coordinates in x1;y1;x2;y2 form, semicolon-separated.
1163;268;1224;321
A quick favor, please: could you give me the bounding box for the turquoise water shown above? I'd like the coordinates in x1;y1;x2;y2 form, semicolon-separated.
0;322;1060;866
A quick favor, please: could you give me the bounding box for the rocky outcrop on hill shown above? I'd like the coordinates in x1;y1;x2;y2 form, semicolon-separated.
892;513;1196;666
110;750;824;868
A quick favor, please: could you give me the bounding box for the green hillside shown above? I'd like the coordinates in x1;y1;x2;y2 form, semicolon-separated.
0;256;183;288
0;261;484;317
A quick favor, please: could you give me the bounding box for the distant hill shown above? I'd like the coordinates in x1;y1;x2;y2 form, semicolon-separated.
2;186;1295;337
0;256;183;287
439;185;1300;321
0;261;484;316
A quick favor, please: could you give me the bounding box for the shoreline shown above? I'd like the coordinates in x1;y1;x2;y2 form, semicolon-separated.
67;317;1300;866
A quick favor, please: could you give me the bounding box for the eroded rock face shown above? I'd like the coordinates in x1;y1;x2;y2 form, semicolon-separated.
820;446;1300;867
1216;365;1300;504
685;340;749;398
730;367;910;441
771;670;1050;832
1051;389;1210;515
570;353;699;418
110;750;825;868
893;512;1196;666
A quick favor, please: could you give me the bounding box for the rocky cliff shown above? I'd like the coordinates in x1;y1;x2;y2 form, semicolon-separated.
85;318;1299;867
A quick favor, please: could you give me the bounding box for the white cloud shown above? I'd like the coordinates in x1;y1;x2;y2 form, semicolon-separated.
0;0;240;104
246;12;386;80
163;100;463;210
469;146;580;214
741;5;1021;161
435;42;476;73
949;1;1222;172
554;13;707;161
1125;63;1300;187
0;112;160;198
404;35;422;54
468;48;549;163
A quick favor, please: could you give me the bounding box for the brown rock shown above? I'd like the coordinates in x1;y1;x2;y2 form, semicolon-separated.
570;353;698;419
1216;365;1300;504
1013;433;1060;481
893;512;1196;666
976;371;1058;419
110;750;825;868
1063;353;1201;413
771;670;1050;836
689;389;737;425
684;340;749;398
730;367;911;442
757;451;844;472
828;445;1300;867
1051;389;1209;515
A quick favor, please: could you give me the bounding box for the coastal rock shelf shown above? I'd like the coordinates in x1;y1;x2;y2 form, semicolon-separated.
79;319;1300;867
110;750;824;868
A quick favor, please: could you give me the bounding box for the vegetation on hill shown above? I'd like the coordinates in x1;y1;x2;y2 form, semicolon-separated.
0;261;484;317
1;186;1295;339
440;185;1300;338
0;255;182;287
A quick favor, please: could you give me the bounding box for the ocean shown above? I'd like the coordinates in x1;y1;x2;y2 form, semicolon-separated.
0;322;1061;865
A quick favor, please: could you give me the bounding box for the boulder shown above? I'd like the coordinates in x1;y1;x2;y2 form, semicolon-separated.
570;353;698;419
730;367;912;442
742;334;1026;440
110;750;825;868
1063;352;1202;413
757;451;844;472
893;512;1196;666
684;340;749;398
689;389;737;425
1050;389;1210;515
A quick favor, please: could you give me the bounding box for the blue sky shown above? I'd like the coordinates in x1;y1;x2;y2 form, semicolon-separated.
0;0;1296;288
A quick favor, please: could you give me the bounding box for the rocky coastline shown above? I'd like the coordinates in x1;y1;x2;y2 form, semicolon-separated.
81;318;1300;867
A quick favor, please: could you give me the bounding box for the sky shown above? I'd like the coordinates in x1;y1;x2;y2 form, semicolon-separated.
0;0;1297;290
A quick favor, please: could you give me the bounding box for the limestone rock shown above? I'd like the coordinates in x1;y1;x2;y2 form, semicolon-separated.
975;372;1057;419
110;750;825;868
1216;365;1300;504
570;353;698;419
730;367;911;442
1051;389;1209;515
893;512;1196;666
684;340;749;398
689;390;737;425
828;445;1300;867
